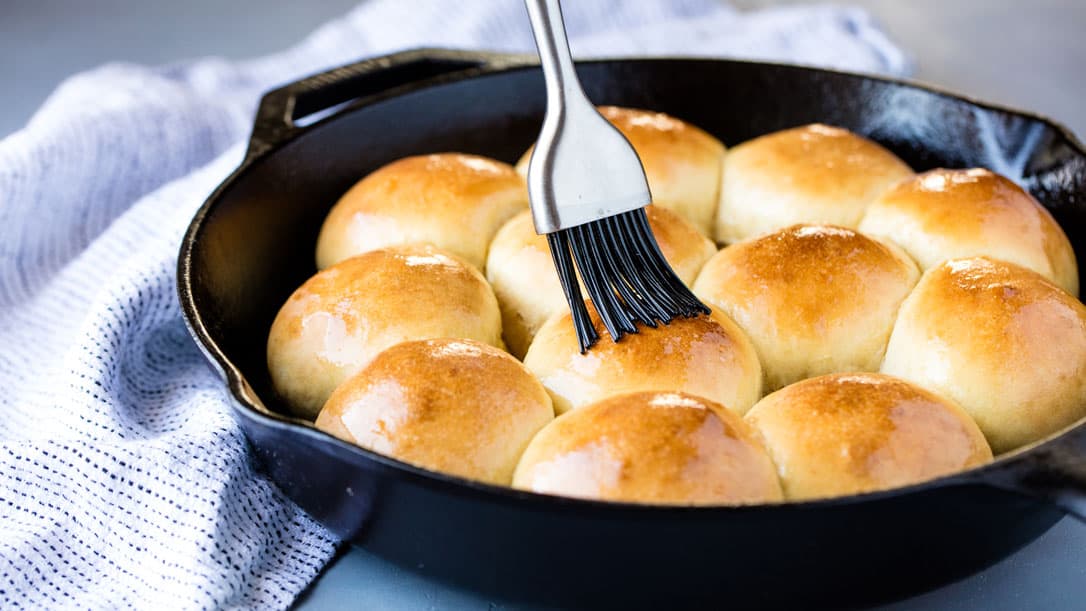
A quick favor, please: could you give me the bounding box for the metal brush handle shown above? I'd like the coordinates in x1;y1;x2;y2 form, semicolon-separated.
522;0;709;351
523;0;651;234
524;0;586;110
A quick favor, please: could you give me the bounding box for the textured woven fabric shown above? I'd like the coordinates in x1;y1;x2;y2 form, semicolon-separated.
0;1;907;609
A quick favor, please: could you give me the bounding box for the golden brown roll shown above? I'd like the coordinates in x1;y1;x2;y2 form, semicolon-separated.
715;124;913;244
316;153;527;271
858;168;1079;296
693;224;920;392
516;106;726;235
522;302;762;416
513;391;782;504
486;205;716;358
267;245;503;419
880;257;1086;453
745;373;992;500
316;338;553;485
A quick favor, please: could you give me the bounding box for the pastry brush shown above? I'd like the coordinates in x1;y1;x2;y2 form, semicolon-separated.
523;0;710;352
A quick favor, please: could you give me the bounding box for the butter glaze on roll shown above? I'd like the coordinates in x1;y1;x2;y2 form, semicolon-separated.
858;168;1079;296
523;302;762;415
267;245;503;419
516;106;726;235
745;373;992;500
317;338;553;485
316;153;527;271
693;224;920;391
513;391;782;505
881;257;1086;453
486;206;716;358
716;124;913;243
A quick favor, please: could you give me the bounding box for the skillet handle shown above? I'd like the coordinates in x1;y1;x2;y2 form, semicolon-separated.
971;425;1086;522
247;48;533;159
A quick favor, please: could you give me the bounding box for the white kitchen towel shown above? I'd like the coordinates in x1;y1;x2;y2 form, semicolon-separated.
0;1;908;609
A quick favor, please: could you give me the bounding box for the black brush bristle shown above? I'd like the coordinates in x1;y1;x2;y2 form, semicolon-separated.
546;232;598;348
546;208;711;352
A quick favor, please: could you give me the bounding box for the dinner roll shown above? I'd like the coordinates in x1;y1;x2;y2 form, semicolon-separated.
267;245;503;419
716;124;913;243
693;225;920;392
513;391;782;504
523;302;762;415
745;373;992;500
316;338;553;485
316;153;527;271
858;168;1079;296
516;106;725;235
881;257;1086;453
486;206;716;358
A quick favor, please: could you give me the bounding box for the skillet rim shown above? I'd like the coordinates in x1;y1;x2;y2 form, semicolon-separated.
177;53;1086;516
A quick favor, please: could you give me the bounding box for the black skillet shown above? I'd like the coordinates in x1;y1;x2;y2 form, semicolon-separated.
177;49;1086;609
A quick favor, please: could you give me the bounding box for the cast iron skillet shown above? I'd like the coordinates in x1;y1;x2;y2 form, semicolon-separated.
178;49;1086;609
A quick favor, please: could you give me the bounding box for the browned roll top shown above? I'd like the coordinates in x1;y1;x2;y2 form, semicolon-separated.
514;391;782;505
317;338;553;485
746;373;992;500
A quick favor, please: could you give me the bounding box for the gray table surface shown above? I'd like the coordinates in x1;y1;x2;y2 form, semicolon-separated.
2;1;1083;609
